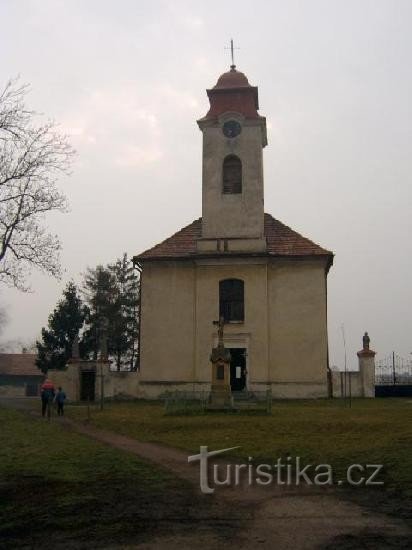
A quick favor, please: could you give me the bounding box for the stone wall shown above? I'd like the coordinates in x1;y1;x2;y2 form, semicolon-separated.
48;363;81;400
0;384;26;397
0;375;43;398
330;336;376;398
47;361;140;402
330;370;364;398
96;365;140;400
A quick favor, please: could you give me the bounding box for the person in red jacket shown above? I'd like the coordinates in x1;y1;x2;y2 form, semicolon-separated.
40;379;55;417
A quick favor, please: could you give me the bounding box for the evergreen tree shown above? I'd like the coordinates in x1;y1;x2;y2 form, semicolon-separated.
109;253;139;371
81;254;139;370
36;282;86;373
81;265;117;361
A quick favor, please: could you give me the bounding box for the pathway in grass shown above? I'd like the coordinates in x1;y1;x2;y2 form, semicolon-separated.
2;398;411;549
61;413;412;550
68;399;412;495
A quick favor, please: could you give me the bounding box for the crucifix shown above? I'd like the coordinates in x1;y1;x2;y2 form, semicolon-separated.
213;316;225;348
225;38;239;70
210;316;232;408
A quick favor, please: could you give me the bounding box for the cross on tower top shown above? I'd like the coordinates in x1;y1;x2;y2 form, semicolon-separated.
225;38;240;70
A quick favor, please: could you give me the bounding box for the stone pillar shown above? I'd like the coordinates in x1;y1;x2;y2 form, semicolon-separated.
207;317;233;409
209;352;233;408
95;360;112;400
357;332;376;398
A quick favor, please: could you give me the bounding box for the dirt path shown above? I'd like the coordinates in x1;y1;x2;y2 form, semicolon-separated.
2;398;411;549
63;418;412;549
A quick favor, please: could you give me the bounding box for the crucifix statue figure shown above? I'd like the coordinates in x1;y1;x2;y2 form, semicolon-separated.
209;315;232;408
213;316;225;349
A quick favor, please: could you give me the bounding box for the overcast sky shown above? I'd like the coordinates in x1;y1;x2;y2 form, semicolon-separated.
1;0;411;369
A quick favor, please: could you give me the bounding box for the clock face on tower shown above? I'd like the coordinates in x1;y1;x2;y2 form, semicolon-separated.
222;120;242;138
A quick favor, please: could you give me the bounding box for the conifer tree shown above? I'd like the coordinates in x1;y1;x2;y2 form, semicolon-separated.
36;281;86;372
81;255;139;369
109;253;139;370
81;265;117;361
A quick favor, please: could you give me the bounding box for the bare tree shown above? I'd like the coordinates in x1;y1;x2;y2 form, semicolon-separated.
0;77;75;290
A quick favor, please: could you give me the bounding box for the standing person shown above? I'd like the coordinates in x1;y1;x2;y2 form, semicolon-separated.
55;387;67;416
40;379;55;418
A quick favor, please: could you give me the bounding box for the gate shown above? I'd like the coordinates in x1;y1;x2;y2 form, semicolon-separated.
375;353;412;397
80;369;96;401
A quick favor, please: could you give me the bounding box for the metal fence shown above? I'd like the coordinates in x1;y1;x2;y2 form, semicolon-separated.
375;353;412;385
163;389;272;414
164;391;210;414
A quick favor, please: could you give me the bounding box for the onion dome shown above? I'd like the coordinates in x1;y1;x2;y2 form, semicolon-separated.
214;68;251;89
200;66;260;121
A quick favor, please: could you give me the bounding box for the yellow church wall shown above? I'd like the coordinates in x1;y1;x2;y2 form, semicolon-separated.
138;257;329;398
268;260;328;391
139;261;196;383
194;260;269;384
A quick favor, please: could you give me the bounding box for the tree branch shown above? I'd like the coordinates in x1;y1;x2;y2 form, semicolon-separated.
0;76;74;290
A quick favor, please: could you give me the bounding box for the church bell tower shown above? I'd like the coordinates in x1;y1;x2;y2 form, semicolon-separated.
197;61;268;253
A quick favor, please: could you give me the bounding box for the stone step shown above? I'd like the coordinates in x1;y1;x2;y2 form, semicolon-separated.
232;391;256;401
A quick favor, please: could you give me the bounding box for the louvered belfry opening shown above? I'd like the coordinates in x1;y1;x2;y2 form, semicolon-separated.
219;279;244;322
222;155;242;194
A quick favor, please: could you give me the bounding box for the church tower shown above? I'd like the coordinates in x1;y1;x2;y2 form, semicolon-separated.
197;64;268;253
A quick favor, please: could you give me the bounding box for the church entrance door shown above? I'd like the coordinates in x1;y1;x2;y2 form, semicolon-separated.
229;348;246;392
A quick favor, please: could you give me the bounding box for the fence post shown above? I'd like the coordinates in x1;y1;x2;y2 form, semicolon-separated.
266;388;272;414
392;351;396;384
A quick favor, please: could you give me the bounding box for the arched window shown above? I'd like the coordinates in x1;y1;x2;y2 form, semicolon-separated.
219;279;244;322
222;155;242;194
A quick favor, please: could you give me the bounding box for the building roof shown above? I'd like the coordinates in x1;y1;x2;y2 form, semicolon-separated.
134;213;333;265
214;68;251;89
200;67;260;120
0;354;42;377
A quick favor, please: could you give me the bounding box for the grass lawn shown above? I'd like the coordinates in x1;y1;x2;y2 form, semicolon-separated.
0;406;233;549
68;398;412;495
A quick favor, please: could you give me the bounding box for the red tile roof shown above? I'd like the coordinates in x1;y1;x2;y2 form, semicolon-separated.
202;67;260;120
0;354;42;377
214;68;251;89
134;213;333;263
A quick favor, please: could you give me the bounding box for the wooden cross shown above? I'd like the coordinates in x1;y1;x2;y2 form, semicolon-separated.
225;38;239;69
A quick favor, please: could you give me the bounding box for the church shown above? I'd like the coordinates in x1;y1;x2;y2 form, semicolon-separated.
133;62;334;399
